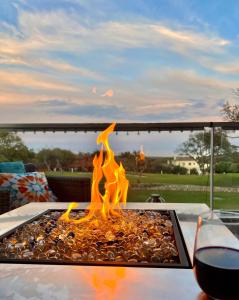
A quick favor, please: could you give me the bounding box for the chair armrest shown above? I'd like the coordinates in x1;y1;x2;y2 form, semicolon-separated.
46;176;91;202
0;190;10;215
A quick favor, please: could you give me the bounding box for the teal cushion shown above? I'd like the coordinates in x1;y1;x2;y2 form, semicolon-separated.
0;161;26;173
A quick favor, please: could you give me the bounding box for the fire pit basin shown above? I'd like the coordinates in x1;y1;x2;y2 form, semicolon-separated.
0;209;191;268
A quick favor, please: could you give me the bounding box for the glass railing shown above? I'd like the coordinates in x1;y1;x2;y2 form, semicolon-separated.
0;122;238;210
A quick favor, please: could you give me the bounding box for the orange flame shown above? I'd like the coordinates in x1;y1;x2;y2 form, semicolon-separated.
139;145;145;161
60;122;129;223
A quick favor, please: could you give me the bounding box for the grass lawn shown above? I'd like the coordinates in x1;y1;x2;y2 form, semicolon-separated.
127;189;239;210
47;171;239;187
127;172;239;187
46;171;239;210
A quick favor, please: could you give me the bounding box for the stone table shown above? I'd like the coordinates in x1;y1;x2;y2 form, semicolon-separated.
0;202;210;300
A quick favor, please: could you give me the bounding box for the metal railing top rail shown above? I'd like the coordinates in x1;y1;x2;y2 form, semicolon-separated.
0;122;238;132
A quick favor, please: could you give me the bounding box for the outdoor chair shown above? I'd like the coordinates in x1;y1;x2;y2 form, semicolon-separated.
0;164;91;214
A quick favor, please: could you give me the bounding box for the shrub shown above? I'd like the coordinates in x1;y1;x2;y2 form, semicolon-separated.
190;168;199;175
215;161;232;173
229;163;239;173
171;165;187;175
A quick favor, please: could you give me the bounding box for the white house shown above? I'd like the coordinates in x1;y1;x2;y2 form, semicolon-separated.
170;156;201;174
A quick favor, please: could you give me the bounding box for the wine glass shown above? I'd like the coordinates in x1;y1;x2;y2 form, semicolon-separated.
194;210;239;300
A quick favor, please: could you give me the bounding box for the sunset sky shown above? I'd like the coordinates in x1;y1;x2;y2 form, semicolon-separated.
1;0;239;124
0;1;239;153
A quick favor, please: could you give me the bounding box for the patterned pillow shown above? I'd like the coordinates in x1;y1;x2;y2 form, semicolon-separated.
0;172;57;209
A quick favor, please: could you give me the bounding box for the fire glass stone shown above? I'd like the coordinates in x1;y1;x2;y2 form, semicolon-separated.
0;209;181;265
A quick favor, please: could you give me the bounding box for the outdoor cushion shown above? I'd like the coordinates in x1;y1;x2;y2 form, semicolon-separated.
0;161;26;174
0;172;57;209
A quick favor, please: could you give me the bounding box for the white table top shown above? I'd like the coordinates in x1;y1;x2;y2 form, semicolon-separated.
0;202;210;300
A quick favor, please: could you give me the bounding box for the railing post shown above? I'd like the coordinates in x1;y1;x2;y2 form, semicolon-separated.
210;124;214;210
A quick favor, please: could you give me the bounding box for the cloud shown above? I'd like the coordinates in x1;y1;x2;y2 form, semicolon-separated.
38;99;71;107
205;61;239;75
0;65;236;123
0;93;228;124
0;5;237;124
189;55;239;75
35;59;104;81
0;54;104;81
32;99;126;121
0;8;234;92
137;102;192;113
143;69;237;100
101;89;114;97
0;9;230;59
0;70;79;93
149;24;229;53
130;99;224;122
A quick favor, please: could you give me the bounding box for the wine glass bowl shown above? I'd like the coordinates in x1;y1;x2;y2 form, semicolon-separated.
193;210;239;300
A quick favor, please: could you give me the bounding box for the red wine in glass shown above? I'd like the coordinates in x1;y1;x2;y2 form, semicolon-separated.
194;246;239;300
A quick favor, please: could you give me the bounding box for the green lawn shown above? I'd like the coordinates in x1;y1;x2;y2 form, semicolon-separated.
127;189;239;210
127;172;239;187
47;171;239;187
46;171;239;210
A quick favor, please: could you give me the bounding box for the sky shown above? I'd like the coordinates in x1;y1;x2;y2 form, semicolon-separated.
1;0;239;123
1;0;239;154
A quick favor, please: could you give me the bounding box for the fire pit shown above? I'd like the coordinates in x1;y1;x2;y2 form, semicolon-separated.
0;123;191;269
0;208;190;268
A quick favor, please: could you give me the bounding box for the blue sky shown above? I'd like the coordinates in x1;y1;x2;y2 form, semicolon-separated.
0;0;239;126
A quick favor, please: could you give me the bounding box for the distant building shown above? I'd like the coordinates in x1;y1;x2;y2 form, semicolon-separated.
170;156;201;174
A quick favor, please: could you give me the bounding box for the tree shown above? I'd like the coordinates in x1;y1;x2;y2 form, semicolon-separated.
117;152;137;172
36;148;76;171
222;89;239;121
0;130;35;162
177;130;235;174
222;101;239;121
